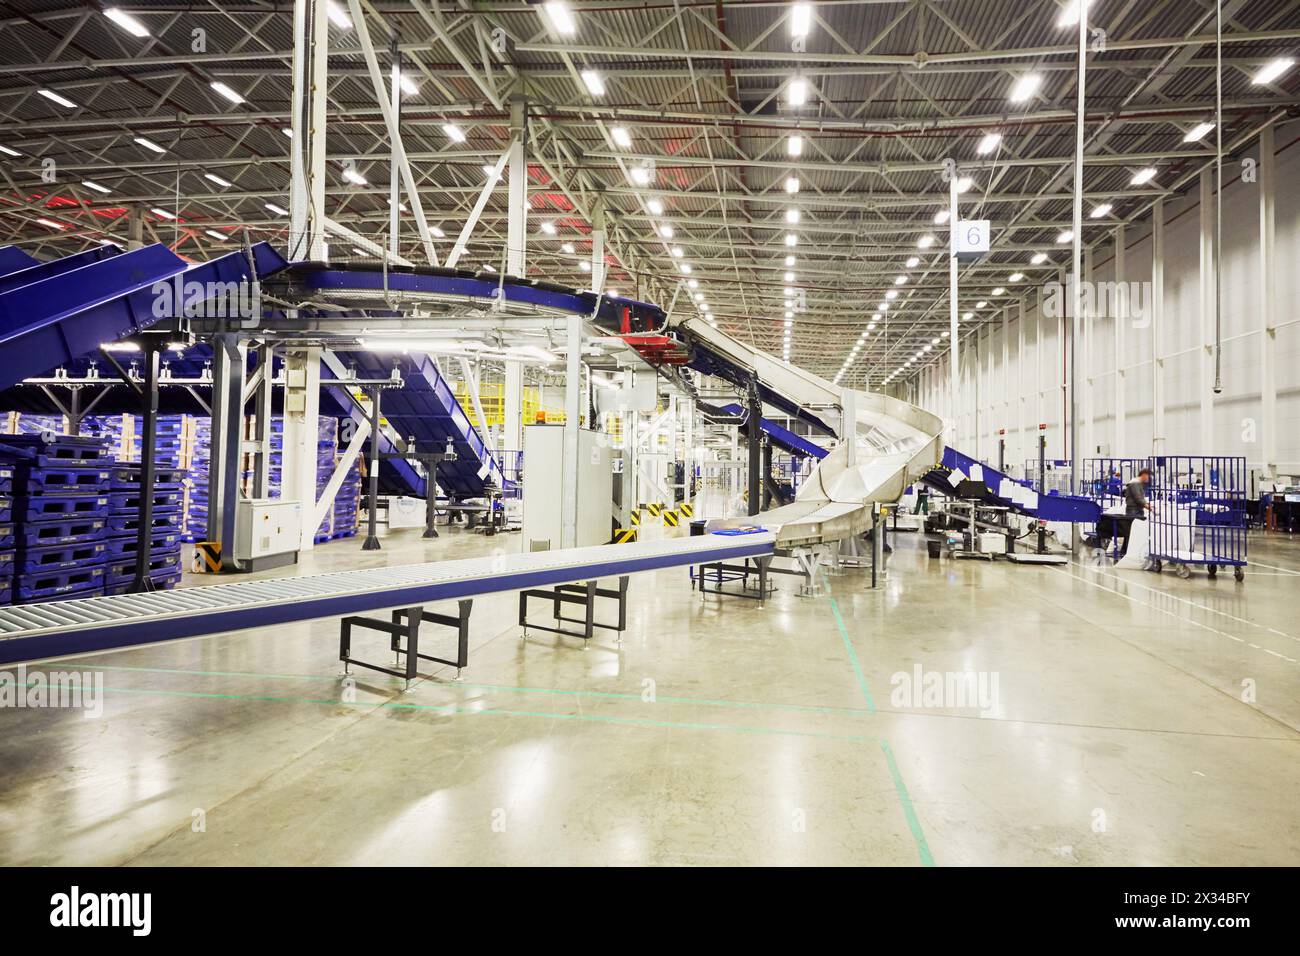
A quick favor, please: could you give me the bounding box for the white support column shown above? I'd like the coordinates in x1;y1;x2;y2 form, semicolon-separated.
1198;169;1216;451
281;348;322;551
948;174;960;445
289;0;309;259
1017;298;1027;469
842;389;857;467
506;96;528;276
1113;225;1127;455
1082;246;1094;459
591;201;607;294
457;357;497;456
312;417;370;531
1258;124;1278;477
504;360;523;452
308;0;327;260
560;314;583;548
1152;199;1166;454
1001;306;1011;445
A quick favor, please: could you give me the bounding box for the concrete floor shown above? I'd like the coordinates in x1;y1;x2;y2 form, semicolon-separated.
2;520;1299;866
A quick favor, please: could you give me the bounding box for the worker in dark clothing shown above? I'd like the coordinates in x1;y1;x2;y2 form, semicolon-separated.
1117;468;1153;557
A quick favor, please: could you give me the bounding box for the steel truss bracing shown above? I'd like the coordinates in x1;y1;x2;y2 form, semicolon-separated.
0;0;1297;389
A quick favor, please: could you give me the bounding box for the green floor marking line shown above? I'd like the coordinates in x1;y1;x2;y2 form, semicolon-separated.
829;597;876;713
94;685;875;744
879;739;936;867
72;663;876;719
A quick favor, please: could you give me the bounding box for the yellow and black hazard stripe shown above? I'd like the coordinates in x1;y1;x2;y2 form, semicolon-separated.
195;540;222;572
629;508;641;526
646;502;663;516
678;502;694;518
613;527;638;543
662;509;680;527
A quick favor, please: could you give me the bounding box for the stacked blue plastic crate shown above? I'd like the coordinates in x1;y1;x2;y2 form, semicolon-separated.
333;451;361;539
0;460;13;605
186;417;211;542
0;434;112;604
101;461;184;594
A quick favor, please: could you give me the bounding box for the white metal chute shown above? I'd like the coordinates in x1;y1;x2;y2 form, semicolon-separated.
679;316;943;547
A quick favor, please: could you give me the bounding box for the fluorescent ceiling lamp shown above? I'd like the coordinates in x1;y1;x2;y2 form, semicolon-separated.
265;202;288;215
885;290;898;300
787;134;803;157
785;176;800;194
785;255;796;266
679;263;692;274
1183;122;1214;143
606;289;620;298
611;126;632;148
325;1;352;28
151;207;177;220
955;176;974;193
104;8;150;37
342;168;366;185
1030;251;1048;264
917;234;935;249
581;70;606;96
785;208;800;224
992;287;1005;295
975;300;987;308
670;246;684;257
205;230;229;241
630;166;651;186
906;256;919;268
784;272;795;282
561;241;574;253
542;0;576;35
398;75;419;96
1009;73;1042;103
281;127;293;138
1090;203;1112;218
204;172;232;188
1130;167;1157;185
647;199;664;215
688;278;699;289
210;81;245;104
432;226;446;238
38;88;77;109
482;164;498;177
1056;230;1073;243
1056;0;1092;28
540;221;557;235
579;260;591;271
934;209;950;224
0;145;20;157
976;132;1002;155
791;3;812;38
362;338;470;353
1252;57;1295;86
134;136;165;153
787;77;808;106
35;217;65;230
81;180;110;194
893;275;906;285
785;233;798;247
659;225;674;238
442;123;466;143
1008;272;1024;282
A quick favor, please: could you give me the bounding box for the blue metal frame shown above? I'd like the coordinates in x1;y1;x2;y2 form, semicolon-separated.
929;447;1100;522
1148;455;1247;575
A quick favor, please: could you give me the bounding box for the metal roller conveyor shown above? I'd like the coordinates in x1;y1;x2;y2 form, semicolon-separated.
0;533;776;665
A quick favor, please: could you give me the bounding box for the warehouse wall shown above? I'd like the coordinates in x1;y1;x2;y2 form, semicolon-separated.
911;118;1300;481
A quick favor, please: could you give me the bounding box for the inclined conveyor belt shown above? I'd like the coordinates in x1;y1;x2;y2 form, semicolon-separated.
0;532;775;664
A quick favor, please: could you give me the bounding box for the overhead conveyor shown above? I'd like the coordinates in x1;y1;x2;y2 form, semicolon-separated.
0;241;289;392
0;531;776;666
324;350;506;498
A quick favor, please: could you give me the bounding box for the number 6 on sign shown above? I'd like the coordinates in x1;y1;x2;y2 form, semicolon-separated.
955;219;990;259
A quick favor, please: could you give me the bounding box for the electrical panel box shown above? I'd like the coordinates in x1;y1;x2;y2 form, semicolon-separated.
522;425;613;551
235;498;302;568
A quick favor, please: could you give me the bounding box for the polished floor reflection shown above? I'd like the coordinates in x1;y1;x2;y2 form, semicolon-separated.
1;522;1298;866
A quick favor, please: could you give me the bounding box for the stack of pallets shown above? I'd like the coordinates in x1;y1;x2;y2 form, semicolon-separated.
101;462;184;595
0;434;112;605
